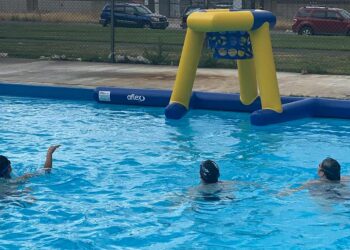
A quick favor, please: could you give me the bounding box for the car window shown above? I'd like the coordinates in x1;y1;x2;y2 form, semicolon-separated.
135;6;152;14
125;6;135;15
327;11;342;20
339;9;350;19
115;6;124;13
296;8;312;17
311;10;326;19
185;7;202;15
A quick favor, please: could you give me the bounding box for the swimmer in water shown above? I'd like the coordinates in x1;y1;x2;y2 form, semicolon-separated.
279;157;350;199
194;160;234;201
200;159;220;184
0;145;60;183
317;157;341;181
181;160;262;205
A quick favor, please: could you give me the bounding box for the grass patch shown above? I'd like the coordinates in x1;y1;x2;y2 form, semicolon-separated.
274;49;350;74
0;12;100;23
0;22;349;74
271;33;350;51
275;18;293;31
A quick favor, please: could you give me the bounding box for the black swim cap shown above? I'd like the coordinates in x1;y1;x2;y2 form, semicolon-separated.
0;155;10;178
200;160;220;184
320;157;341;181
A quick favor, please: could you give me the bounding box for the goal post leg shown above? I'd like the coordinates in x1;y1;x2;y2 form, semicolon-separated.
249;22;282;112
237;59;258;105
165;28;205;119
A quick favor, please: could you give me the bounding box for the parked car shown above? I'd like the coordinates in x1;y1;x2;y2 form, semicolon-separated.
99;3;169;29
292;6;350;36
180;6;204;29
180;5;233;29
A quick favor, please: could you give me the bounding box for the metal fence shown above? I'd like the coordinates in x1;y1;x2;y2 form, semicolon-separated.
0;0;349;75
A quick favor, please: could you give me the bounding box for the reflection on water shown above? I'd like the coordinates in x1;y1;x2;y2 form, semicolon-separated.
0;181;35;208
309;181;350;202
189;181;236;204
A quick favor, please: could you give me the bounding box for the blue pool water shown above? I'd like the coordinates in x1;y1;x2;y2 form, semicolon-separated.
1;96;350;249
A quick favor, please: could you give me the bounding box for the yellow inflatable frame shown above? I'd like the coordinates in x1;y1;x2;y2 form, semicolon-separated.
167;9;282;118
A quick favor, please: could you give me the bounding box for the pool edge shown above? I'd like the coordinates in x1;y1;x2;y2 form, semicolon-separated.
1;83;350;125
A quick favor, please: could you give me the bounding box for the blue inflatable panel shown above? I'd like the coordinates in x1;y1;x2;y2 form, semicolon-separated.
281;96;304;104
251;98;317;126
315;98;350;119
165;103;188;119
0;83;93;101
251;10;276;30
191;91;261;112
0;84;349;126
91;87;350;126
94;87;171;107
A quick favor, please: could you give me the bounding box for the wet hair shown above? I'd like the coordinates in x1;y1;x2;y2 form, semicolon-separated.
320;157;341;181
0;155;11;178
200;160;220;184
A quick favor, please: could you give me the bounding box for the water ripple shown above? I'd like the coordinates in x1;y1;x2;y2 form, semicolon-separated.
1;97;350;248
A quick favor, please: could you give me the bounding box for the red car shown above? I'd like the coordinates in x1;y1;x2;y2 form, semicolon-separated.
292;6;350;36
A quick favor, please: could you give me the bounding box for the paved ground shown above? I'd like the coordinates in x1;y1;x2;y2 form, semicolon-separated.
0;58;349;99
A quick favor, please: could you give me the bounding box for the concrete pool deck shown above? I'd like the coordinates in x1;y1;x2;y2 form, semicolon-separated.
0;58;349;99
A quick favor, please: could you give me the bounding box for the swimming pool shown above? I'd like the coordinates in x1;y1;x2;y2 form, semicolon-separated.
1;95;350;249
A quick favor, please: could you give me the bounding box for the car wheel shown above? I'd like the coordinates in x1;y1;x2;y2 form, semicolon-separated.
298;26;313;36
143;22;152;29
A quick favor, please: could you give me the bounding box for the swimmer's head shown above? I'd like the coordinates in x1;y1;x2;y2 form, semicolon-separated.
0;155;11;179
200;160;220;184
318;157;341;181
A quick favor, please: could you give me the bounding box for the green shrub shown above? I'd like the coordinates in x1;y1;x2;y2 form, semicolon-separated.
143;38;170;65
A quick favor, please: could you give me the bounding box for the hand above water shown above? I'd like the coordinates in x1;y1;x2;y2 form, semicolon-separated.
47;145;61;155
44;145;61;171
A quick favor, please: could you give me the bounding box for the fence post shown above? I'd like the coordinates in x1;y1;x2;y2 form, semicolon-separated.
26;0;38;12
110;0;116;63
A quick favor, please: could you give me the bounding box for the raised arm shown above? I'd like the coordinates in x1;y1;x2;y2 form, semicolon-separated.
13;145;61;183
44;145;61;172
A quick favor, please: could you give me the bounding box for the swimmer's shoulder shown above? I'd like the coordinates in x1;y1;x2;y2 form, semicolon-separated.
341;176;350;182
219;180;234;185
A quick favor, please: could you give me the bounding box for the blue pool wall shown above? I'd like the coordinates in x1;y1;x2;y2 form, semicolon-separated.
0;83;93;101
1;83;349;126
